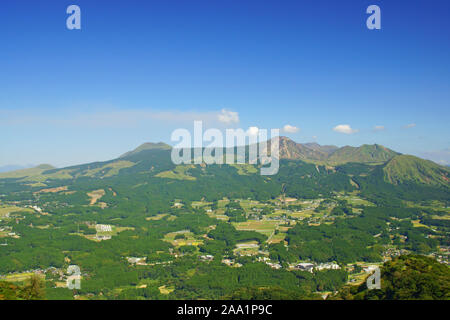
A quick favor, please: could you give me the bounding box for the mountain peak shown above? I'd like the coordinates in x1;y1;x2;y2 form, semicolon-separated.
276;137;338;162
273;137;397;164
327;144;398;164
120;142;172;158
35;164;55;170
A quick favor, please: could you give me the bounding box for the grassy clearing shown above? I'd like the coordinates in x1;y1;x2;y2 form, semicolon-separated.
87;189;105;205
234;241;260;255
404;200;450;214
3;272;45;283
238;199;264;210
0;165;73;182
337;194;375;206
268;232;286;244
229;164;258;175
205;208;229;221
84;160;135;178
0;205;33;217
35;186;68;194
289;210;316;219
191;201;213;208
233;220;278;237
411;220;429;228
217;199;230;208
163;230;203;246
432;215;450;220
146;213;168;221
77;225;134;241
155;165;196;181
158;285;175;295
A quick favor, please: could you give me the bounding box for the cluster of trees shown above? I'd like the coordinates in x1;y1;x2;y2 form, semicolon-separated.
224;202;247;222
285;220;382;264
165;257;347;299
0;275;44;300
335;255;450;300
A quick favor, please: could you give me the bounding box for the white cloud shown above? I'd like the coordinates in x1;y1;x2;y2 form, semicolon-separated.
282;124;299;133
246;126;259;136
404;123;416;129
217;109;239;124
373;125;385;132
332;124;359;134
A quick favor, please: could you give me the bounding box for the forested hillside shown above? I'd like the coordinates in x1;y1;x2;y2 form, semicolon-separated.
335;255;450;300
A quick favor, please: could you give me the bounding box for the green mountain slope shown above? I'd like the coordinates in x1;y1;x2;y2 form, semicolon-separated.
0;164;55;179
383;155;449;187
120;142;171;158
335;255;450;300
327;144;398;165
0;139;447;192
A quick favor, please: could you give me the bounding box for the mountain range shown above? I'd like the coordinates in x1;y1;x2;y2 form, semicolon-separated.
276;136;399;164
0;137;448;190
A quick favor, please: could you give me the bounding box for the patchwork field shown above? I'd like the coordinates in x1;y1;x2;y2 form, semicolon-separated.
234;241;260;255
336;193;375;206
0;205;33;217
191;201;213;208
2;272;45;283
163;230;203;246
233;220;279;237
268;232;286;244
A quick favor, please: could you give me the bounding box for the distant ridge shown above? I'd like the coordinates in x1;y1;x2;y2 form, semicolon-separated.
1;138;446;188
0;164;55;179
277;136;338;162
327;144;399;164
0;164;34;173
383;154;449;187
121;137;396;165
120;142;172;158
276;137;397;165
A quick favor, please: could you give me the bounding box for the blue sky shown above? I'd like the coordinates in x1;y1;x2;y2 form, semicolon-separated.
0;0;449;167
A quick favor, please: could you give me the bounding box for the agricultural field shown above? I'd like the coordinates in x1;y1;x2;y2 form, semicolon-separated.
0;204;33;217
234;241;260;255
268;232;287;244
233;219;279;237
2;272;45;283
163;230;203;246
